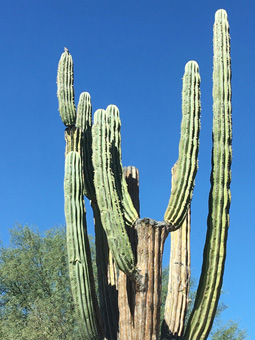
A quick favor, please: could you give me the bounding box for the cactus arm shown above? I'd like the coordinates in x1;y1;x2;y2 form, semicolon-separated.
76;95;120;338
92;108;138;278
183;9;232;340
76;92;96;200
164;61;201;230
106;105;139;227
57;49;76;126
92;201;119;340
64;151;105;340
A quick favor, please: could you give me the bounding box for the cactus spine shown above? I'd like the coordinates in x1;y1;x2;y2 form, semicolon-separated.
57;8;232;340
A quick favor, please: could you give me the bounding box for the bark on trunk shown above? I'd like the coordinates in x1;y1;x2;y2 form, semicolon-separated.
161;210;191;340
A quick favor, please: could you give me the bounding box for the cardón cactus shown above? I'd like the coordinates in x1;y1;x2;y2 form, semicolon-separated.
57;9;232;340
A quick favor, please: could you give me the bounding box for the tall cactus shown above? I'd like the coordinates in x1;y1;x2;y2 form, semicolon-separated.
183;9;232;340
57;9;232;340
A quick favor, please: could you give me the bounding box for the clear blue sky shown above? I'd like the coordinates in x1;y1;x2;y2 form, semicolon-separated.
0;1;254;338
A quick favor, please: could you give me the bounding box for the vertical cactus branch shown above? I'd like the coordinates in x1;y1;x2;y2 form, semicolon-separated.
57;49;76;126
76;92;96;200
164;61;201;230
106;105;139;227
92;201;119;340
92;108;138;278
77;93;120;339
183;9;232;340
64;151;104;340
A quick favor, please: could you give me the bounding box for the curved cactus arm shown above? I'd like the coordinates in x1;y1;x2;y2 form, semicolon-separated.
106;105;139;227
64;151;105;340
92;108;138;279
77;91;96;200
164;61;201;230
183;9;232;340
57;49;76;126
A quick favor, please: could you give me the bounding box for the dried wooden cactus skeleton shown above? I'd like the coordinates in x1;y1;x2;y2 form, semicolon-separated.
57;9;232;340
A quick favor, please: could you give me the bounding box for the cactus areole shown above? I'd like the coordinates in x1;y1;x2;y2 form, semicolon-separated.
57;9;232;340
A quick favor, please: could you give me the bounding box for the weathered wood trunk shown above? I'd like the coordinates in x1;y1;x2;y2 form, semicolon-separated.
116;167;168;340
118;219;167;340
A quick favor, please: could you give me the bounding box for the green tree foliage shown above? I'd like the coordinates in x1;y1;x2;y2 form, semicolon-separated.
0;225;83;340
0;225;247;340
209;321;247;340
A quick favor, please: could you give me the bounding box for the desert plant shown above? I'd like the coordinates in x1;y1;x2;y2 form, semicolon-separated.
56;9;232;340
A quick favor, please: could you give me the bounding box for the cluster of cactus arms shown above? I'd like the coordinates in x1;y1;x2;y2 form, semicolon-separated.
57;9;232;340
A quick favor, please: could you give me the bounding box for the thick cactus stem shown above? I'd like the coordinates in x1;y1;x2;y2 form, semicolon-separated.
64;151;104;340
77;92;96;200
183;9;232;340
92;201;119;340
164;61;201;230
57;49;76;126
76;92;92;129
92;108;138;279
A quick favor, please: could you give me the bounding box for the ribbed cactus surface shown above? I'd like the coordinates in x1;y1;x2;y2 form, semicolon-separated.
64;151;104;339
164;60;201;230
57;50;76;126
57;8;232;340
76;91;96;200
92;106;139;278
183;9;232;340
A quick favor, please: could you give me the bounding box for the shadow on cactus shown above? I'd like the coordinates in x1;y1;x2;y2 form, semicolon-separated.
57;9;232;340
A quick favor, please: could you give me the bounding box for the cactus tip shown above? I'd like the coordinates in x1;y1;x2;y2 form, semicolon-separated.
185;60;199;74
106;104;119;112
215;9;228;22
106;105;120;120
80;91;91;103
